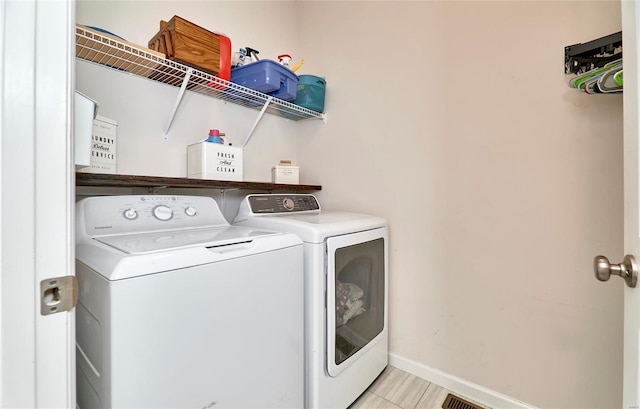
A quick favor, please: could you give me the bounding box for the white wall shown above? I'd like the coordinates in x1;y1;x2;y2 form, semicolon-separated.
297;1;624;408
76;1;624;408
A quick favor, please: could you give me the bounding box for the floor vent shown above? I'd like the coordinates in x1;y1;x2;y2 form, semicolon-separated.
442;393;484;409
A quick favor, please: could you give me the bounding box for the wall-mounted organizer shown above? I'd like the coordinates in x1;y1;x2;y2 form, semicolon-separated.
75;25;327;141
565;31;621;74
565;31;622;94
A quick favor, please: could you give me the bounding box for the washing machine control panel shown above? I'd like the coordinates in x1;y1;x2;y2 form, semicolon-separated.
248;194;320;214
79;195;228;237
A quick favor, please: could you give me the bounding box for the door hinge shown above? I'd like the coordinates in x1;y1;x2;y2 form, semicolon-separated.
40;276;79;315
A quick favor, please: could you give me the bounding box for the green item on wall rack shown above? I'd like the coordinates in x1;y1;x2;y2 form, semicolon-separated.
569;59;622;89
614;70;624;86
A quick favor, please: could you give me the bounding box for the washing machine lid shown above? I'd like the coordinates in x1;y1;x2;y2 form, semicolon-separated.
77;228;302;280
94;225;278;254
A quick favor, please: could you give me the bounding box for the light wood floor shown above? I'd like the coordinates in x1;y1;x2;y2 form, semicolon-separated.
349;366;490;409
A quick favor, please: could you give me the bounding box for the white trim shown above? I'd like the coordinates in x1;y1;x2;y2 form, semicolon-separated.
33;0;75;407
622;2;640;406
1;0;75;407
1;1;38;406
389;353;538;409
0;0;5;405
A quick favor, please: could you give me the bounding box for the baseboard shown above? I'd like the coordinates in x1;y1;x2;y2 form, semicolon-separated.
388;353;538;409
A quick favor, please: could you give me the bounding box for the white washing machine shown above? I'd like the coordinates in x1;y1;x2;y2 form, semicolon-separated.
75;195;304;409
233;194;388;409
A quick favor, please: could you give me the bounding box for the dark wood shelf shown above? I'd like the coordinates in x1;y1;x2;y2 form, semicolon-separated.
76;172;322;192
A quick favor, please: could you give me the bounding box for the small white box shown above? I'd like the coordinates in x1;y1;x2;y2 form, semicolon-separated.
272;163;299;184
187;141;243;181
78;115;117;174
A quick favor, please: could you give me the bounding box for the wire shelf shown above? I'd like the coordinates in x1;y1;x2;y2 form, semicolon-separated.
75;26;325;121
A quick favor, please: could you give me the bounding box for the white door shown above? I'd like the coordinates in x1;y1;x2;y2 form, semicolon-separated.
623;2;640;408
0;1;75;408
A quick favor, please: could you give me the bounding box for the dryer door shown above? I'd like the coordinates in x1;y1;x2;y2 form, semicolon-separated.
326;227;387;377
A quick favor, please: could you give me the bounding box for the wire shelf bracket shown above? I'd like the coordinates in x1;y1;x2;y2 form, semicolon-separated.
242;96;273;149
162;68;193;140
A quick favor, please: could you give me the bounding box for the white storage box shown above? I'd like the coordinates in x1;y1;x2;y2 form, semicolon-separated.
187;141;243;181
77;115;117;174
74;91;98;169
272;161;299;184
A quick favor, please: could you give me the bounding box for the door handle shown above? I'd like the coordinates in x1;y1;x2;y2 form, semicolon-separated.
593;255;638;288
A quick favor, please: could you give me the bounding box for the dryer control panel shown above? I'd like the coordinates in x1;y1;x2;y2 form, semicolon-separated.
247;194;320;214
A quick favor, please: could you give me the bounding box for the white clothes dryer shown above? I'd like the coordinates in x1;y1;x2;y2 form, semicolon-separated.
234;194;388;409
75;195;304;409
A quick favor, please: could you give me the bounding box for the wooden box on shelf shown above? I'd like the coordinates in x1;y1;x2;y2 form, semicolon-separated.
148;15;231;79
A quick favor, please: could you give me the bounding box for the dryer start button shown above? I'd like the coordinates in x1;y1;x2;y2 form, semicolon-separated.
152;205;174;221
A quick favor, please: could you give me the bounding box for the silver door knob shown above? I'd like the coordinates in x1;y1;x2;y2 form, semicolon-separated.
593;255;638;288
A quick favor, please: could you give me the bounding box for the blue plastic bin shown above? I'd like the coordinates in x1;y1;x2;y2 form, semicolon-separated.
230;60;299;101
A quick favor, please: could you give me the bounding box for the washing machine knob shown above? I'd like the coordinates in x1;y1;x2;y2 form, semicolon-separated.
184;206;197;217
152;205;173;221
123;208;138;220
